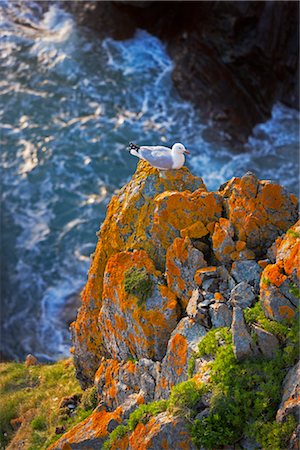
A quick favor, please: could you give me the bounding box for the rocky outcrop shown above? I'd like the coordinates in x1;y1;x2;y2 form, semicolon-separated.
119;412;196;450
49;405;123;449
260;221;300;322
62;163;299;449
71;162;205;386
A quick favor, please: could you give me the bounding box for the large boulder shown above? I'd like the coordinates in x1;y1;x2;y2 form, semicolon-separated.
220;173;298;257
260;221;300;322
48;405;123;450
71;162;205;386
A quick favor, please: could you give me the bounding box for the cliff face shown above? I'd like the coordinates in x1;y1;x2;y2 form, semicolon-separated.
53;162;298;449
65;1;299;143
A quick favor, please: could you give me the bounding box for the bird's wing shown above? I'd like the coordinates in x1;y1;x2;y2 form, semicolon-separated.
139;146;173;169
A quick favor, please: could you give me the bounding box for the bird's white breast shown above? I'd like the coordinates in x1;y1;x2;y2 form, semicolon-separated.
172;152;185;169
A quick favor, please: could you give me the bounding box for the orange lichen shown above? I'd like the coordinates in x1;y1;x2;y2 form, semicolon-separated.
214;292;224;302
258;260;270;269
180;220;209;239
49;408;123;449
236;240;246;251
263;263;287;287
169;334;188;376
278;306;295;320
99;250;179;361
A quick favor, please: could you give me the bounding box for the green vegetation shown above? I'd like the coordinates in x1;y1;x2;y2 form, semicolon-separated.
261;275;271;286
102;400;168;449
81;385;98;411
104;311;298;449
127;400;168;429
0;359;93;449
124;267;153;305
289;281;300;299
244;301;292;341
190;317;298;449
286;229;300;239
168;379;206;419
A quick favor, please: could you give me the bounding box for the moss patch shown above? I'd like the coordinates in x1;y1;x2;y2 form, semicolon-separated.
124;267;153;305
0;359;93;449
286;229;300;239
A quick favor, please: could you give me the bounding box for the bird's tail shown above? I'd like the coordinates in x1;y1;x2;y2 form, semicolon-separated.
128;142;140;153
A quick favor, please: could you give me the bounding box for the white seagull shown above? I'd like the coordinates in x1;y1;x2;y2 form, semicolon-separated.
128;142;190;171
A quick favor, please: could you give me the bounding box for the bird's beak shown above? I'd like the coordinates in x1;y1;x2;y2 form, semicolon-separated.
184;149;190;154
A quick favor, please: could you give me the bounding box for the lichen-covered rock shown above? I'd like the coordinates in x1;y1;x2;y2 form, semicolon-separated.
276;361;300;423
220;172;298;256
260;221;300;322
151;189;223;262
155;317;206;399
126;412;196;450
212;217;236;264
166;237;207;308
94;357;159;410
99;250;179;362
71;162;206;385
49;406;123;449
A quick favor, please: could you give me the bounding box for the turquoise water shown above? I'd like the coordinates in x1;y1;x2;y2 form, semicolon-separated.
0;3;299;361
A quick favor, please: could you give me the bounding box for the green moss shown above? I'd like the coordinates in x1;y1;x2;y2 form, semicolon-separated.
103;400;168;450
81;386;98;411
0;359;92;449
102;424;129;449
289;282;300;299
286;229;300;239
261;276;271;286
124;267;153;305
127;400;168;430
31;415;47;431
187;353;196;378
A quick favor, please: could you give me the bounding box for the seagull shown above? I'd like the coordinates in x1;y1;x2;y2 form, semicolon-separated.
128;142;190;170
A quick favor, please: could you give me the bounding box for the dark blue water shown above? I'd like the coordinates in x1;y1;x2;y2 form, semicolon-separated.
0;2;299;361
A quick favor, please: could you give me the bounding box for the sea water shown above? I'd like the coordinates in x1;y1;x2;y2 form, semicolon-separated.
0;2;299;361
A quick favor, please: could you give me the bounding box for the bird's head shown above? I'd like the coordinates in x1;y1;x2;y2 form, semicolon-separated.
172;143;190;154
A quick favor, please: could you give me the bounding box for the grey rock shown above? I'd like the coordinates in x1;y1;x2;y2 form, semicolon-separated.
231;260;262;290
276;361;300;423
232;307;257;360
209;303;232;328
251;324;279;358
229;281;256;309
195;408;210;420
288;424;300;450
121;392;145;420
267;242;277;263
155;317;206;399
107;418;119;433
199;298;214;308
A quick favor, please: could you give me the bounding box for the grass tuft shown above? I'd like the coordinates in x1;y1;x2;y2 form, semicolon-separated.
124;267;153;305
